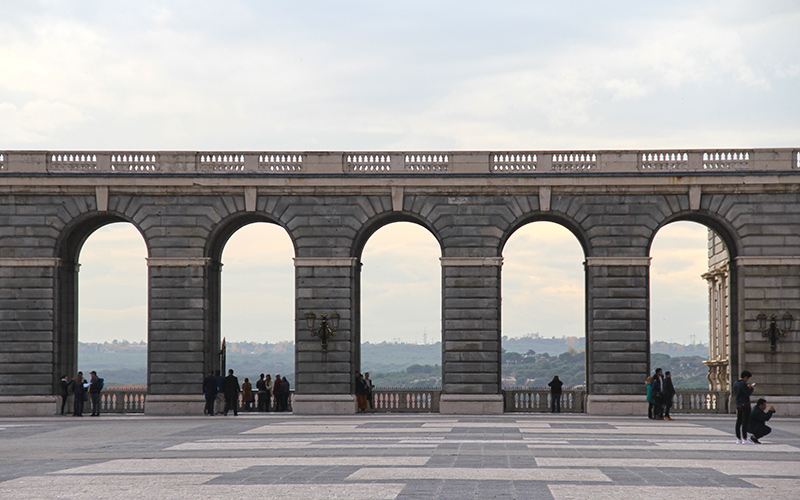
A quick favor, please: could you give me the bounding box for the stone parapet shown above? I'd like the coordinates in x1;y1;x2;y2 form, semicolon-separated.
0;396;58;416
439;394;504;414
292;394;356;415
144;394;205;415
585;395;648;415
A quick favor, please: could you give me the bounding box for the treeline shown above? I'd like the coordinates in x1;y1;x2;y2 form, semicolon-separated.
77;338;710;390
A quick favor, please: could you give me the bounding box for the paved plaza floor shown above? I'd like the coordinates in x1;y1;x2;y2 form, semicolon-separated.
0;412;798;499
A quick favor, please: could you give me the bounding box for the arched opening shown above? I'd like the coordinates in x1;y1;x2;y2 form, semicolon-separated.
77;223;148;389
501;221;586;391
54;217;149;415
650;220;731;391
359;222;442;391
218;221;295;411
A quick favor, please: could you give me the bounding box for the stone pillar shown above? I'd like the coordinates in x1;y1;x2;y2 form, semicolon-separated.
0;258;60;415
584;257;651;415
702;266;730;391
439;256;503;414
736;256;800;415
292;257;358;415
144;257;210;414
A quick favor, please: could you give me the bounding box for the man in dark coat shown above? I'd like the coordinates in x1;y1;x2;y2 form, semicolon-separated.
663;371;676;420
748;398;776;443
649;368;665;420
548;375;563;413
202;371;217;416
71;371;87;417
256;373;268;412
88;370;104;416
732;370;755;443
223;369;240;416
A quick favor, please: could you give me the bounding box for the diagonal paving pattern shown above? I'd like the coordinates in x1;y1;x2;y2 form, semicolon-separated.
0;413;798;499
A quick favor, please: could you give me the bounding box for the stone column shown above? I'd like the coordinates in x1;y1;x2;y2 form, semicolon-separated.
702;266;730;391
439;256;503;414
584;257;651;415
0;258;60;415
736;256;800;415
144;257;211;414
292;257;359;414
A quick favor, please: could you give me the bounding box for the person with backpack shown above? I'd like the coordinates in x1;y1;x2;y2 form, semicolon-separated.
88;370;104;416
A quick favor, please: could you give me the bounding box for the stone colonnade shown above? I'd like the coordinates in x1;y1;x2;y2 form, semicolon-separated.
0;150;798;415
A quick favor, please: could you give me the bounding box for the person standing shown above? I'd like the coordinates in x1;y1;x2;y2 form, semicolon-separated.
650;368;665;420
273;374;284;412
241;378;254;411
60;375;71;415
364;372;375;411
548;375;564;413
732;370;755;444
645;376;654;419
748;398;776;444
256;373;268;412
280;376;290;412
264;374;272;411
223;369;240;416
355;373;369;413
202;371;217;416
71;371;87;417
214;370;225;415
663;371;676;420
88;371;104;416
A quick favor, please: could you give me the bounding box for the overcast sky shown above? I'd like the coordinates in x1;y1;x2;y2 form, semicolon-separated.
3;1;797;345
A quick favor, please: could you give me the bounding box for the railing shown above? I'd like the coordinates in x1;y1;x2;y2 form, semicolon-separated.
503;389;586;413
95;388;147;413
1;149;797;175
672;390;728;413
372;388;441;413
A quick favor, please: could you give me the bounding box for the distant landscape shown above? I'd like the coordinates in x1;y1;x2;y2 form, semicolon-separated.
78;335;710;390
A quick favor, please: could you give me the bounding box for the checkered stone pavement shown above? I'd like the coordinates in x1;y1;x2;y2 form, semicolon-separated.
1;414;798;499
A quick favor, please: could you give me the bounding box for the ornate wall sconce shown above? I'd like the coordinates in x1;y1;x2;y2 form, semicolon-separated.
756;311;793;353
305;311;340;353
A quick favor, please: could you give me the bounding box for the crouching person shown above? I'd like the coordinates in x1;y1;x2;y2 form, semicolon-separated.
748;398;776;444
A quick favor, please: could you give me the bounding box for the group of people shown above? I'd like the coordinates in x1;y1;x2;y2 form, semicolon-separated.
202;369;291;416
646;367;676;420
645;368;778;443
355;372;374;412
60;370;104;417
732;370;776;444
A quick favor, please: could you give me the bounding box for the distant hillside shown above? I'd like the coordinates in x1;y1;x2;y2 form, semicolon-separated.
77;337;709;389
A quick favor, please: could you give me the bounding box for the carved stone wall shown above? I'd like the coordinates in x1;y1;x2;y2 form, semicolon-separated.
1;149;798;415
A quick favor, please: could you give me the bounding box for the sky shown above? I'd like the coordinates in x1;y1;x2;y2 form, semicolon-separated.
3;1;797;345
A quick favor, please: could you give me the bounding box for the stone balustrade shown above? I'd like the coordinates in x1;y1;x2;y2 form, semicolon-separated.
672;390;729;413
372;389;441;412
1;149;797;175
93;388;147;413
503;389;587;413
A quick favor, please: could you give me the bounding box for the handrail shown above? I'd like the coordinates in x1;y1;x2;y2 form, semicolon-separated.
2;149;797;175
503;389;586;413
371;388;440;412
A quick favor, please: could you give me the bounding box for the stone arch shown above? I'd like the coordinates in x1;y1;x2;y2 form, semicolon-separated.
206;212;297;262
647;210;740;260
500;212;590;258
647;210;741;392
203;212;297;375
351;212;443;260
498;213;590;393
53;211;150;394
350;212;444;377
